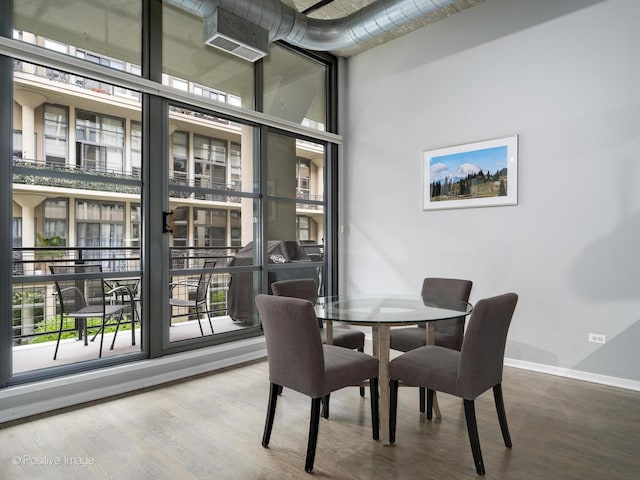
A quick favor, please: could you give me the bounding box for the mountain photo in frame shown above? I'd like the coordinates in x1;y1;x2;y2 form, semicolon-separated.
423;135;518;210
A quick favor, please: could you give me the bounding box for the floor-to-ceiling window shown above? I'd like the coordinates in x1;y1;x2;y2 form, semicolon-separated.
2;0;339;386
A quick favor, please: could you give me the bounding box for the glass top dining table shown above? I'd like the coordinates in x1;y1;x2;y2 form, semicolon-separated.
315;294;472;325
315;294;473;445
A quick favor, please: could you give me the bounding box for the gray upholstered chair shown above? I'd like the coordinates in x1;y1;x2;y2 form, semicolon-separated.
389;293;518;476
389;277;472;411
271;278;367;400
256;294;379;473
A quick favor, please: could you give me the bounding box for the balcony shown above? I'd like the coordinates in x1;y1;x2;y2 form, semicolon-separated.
11;246;249;374
13;157;141;195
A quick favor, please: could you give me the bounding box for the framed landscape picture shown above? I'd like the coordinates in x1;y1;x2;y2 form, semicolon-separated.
423;135;518;211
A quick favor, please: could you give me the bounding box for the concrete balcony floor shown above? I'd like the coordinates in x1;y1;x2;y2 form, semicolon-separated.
12;316;249;374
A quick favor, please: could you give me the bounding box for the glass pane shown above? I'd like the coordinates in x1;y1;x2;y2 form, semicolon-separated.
12;62;143;373
163;4;254;110
168;107;253;194
265;130;325;293
167;105;259;342
266;199;325;245
267;133;325;202
13;0;141;73
263;44;326;131
131;122;141;175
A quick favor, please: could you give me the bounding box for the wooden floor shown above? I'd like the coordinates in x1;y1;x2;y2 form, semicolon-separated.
1;361;639;479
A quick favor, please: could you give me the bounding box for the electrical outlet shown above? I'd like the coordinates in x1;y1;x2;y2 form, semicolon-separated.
588;333;606;344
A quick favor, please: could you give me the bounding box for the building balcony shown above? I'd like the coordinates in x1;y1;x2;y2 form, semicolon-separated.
11;246;247;373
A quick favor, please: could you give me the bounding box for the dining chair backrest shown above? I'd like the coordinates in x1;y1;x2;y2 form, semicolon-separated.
457;292;518;399
271;278;318;304
271;279;322;328
255;294;325;397
420;277;473;349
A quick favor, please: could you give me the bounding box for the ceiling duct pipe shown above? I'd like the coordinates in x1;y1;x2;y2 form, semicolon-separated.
165;0;459;55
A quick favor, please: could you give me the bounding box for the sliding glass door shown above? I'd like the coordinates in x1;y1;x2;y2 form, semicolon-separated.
164;105;261;345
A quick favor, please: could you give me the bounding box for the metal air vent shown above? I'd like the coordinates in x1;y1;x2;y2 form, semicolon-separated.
203;7;268;62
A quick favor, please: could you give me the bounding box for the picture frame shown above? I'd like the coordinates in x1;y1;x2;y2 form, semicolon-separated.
423;135;518;211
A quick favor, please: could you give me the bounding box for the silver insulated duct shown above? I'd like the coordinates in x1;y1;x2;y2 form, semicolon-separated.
165;0;459;59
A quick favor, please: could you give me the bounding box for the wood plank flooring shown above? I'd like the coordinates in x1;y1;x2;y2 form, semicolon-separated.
1;361;639;479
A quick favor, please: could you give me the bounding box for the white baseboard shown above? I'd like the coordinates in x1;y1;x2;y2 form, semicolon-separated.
358;329;640;392
504;358;640;392
0;336;268;424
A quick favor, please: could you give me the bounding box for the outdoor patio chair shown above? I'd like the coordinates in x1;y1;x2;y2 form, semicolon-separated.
49;264;130;359
169;260;216;336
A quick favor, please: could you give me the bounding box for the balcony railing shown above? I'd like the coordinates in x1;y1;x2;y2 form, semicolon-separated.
13;157;247;201
10;246;247;346
296;191;325;210
14;59;142;102
13;157;141;194
169;176;242;202
12;246;141;345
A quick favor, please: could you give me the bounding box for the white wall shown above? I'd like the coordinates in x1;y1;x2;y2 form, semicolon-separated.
341;0;640;384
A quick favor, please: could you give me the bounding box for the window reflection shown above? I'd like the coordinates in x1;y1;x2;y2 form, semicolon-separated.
163;3;254;109
263;45;326;131
167;106;258;342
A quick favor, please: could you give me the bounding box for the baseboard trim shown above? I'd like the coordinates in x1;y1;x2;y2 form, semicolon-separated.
504;358;640;392
0;336;268;424
358;328;640;392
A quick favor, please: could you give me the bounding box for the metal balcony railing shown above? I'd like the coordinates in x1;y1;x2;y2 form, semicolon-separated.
10;246;248;345
13;157;141;194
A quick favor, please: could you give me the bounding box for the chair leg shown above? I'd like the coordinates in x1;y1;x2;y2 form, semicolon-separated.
82;318;88;346
389;379;399;443
419;387;426;413
262;383;280;447
305;397;322;473
53;315;65;360
321;394;330;419
205;306;214;334
97;315;114;358
90;323;102;342
493;383;512;448
370;377;379;440
463;399;485;476
110;311;125;350
131;299;138;346
98;320;105;358
358;347;365;397
195;305;205;336
426;388;434;420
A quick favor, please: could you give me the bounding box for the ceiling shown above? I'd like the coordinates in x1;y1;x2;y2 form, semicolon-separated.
285;0;485;57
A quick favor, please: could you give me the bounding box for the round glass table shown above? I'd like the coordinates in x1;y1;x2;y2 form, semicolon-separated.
315;294;473;445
